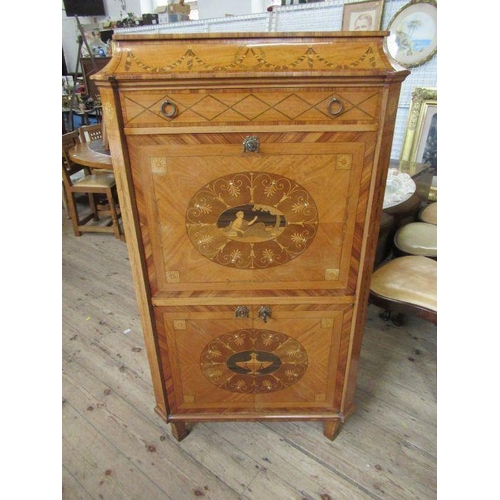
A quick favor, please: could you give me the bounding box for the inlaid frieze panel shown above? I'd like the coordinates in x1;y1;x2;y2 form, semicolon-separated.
113;41;386;76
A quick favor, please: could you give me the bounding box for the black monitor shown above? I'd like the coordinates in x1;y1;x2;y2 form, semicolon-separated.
63;0;106;17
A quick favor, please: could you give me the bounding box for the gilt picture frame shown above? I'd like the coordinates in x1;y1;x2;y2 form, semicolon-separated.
342;0;385;31
400;86;437;169
385;0;437;68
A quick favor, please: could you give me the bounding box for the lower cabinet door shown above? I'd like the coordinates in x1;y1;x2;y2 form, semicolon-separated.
154;303;353;418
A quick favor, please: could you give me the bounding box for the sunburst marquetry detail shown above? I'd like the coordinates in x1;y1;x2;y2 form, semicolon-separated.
325;269;340;281
200;329;308;394
150;157;168;174
335;154;353;170
321;318;334;329
186;171;319;270
166;271;180;283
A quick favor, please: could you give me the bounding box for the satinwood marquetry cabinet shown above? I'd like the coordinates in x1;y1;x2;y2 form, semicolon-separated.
94;32;409;441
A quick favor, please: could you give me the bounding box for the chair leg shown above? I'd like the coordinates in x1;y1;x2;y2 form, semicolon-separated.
107;188;121;239
379;309;407;327
380;309;391;321
62;184;71;219
66;192;82;237
88;193;99;221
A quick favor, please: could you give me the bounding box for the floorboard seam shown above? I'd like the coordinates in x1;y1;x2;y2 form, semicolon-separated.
268;428;383;500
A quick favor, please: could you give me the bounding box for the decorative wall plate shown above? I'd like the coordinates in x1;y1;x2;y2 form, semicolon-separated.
186;171;319;269
200;328;308;394
385;0;437;69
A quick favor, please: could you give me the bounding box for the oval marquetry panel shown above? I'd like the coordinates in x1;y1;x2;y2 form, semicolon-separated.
186;171;319;269
200;328;308;394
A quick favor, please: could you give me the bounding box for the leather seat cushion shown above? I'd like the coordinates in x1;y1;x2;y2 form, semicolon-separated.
394;222;437;257
420;202;437;225
370;256;437;311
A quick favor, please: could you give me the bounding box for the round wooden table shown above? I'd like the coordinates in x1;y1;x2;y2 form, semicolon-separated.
68;139;112;170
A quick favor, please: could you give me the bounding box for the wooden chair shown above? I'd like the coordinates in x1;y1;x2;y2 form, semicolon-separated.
78;123;102;143
78;123;112;175
62;131;122;239
94;105;103;123
62;131;83;219
369;256;437;325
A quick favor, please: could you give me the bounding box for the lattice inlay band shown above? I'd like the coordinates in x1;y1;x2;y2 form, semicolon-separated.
124;91;378;125
200;329;308;394
186;171;319;269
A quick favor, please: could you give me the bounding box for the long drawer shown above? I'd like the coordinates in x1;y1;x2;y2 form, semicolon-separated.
120;87;381;128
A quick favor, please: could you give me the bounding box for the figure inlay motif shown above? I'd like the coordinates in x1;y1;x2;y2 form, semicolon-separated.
186;172;319;269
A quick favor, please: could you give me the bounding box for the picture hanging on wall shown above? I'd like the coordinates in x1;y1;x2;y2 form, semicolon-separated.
385;0;437;68
341;0;385;31
400;86;437;170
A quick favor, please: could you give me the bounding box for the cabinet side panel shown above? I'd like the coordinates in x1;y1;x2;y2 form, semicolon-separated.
99;84;169;418
342;83;404;414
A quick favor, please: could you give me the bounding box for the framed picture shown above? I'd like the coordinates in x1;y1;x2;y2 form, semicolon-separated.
385;0;437;68
400;87;437;170
342;0;385;31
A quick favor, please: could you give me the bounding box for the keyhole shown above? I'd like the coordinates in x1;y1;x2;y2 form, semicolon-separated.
258;306;272;323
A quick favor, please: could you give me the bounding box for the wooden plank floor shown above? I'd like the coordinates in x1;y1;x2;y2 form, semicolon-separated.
62;210;437;500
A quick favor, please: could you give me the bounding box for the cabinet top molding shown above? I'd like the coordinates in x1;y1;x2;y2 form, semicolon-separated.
112;31;390;40
95;32;409;82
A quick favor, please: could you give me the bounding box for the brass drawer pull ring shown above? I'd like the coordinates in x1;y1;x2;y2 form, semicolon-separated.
161;100;178;118
327;97;343;116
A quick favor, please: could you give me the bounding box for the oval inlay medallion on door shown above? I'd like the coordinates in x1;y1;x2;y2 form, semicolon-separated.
186;171;319;269
200;328;308;393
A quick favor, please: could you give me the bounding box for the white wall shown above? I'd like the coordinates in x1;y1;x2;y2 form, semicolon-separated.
197;0;267;18
252;0;271;14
